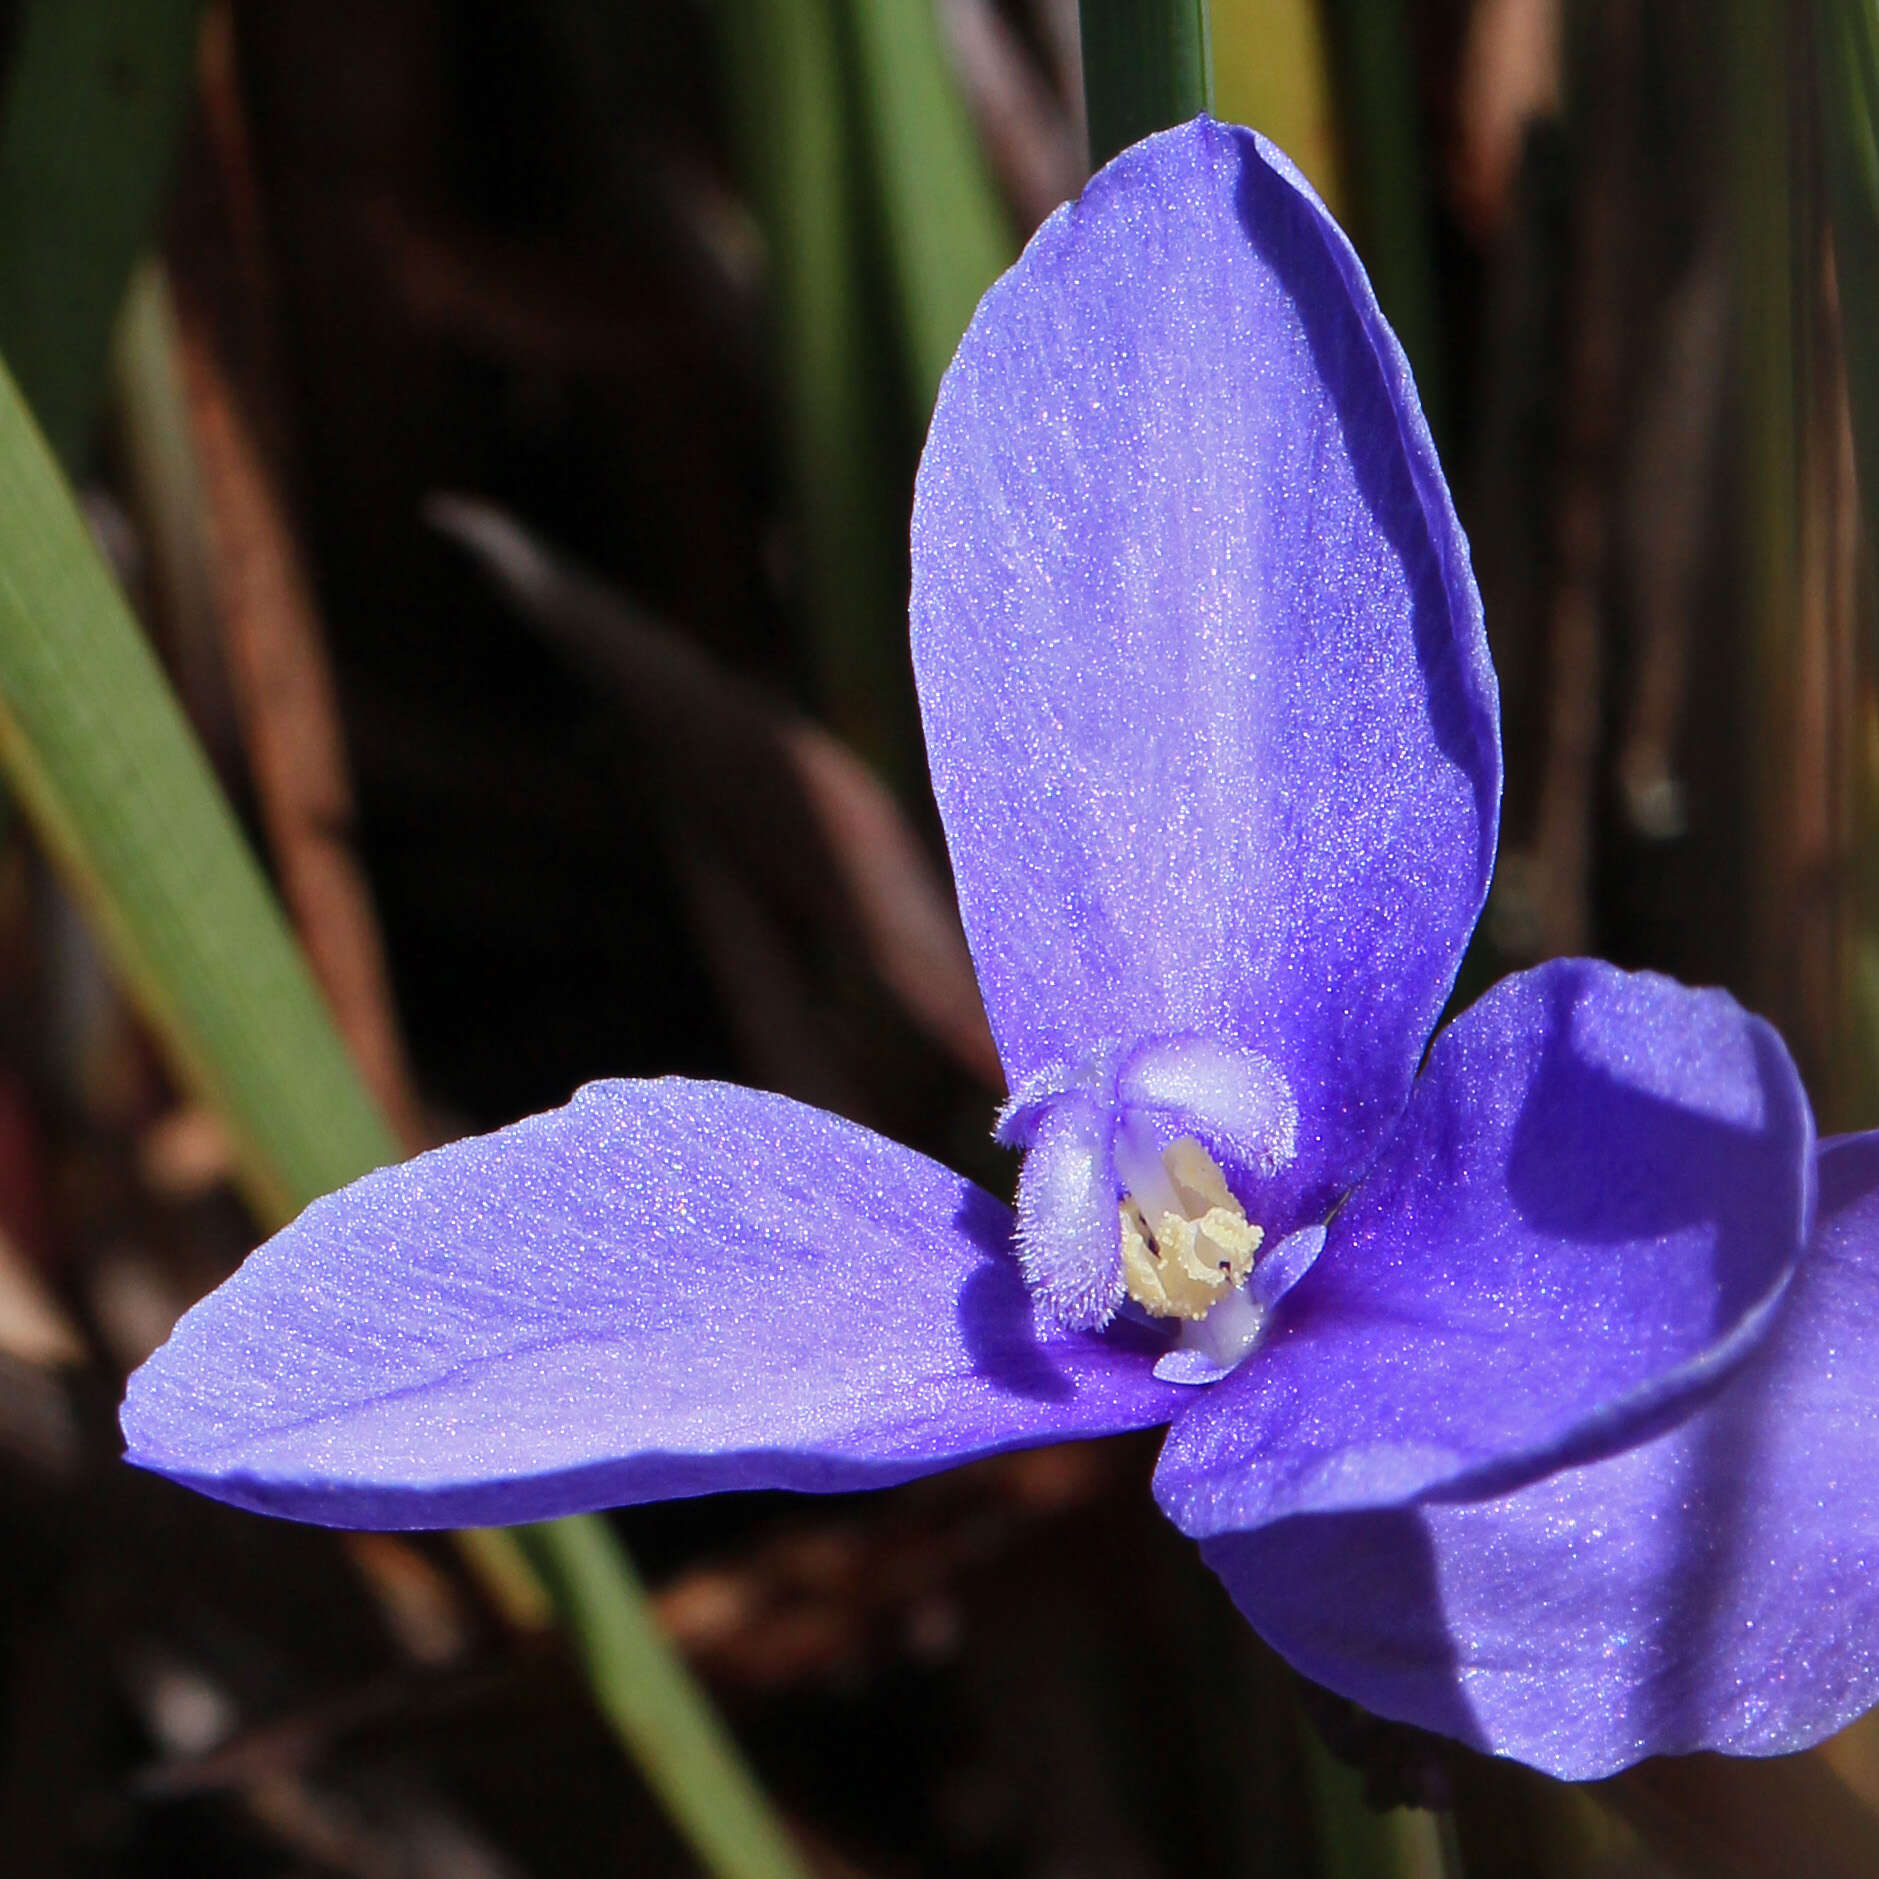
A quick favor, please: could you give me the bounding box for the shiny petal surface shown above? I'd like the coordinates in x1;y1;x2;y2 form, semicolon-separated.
1155;960;1813;1539
1202;1132;1879;1778
910;117;1499;1224
121;1080;1183;1529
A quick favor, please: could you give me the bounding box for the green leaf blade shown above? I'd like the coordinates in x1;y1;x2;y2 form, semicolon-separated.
0;0;204;470
0;355;398;1218
1078;0;1215;168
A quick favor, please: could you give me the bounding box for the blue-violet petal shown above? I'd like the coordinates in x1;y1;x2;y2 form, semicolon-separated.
1154;959;1814;1539
121;1079;1184;1529
1200;1131;1879;1778
910;116;1500;1227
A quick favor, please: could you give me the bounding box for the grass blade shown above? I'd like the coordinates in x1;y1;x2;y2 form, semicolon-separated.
1298;1722;1459;1879
1078;0;1214;168
1321;0;1446;440
518;1516;810;1879
712;0;919;783
0;0;203;470
843;0;1016;414
0;355;395;1221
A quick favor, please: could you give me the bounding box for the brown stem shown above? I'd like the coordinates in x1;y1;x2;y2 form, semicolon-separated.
175;313;426;1154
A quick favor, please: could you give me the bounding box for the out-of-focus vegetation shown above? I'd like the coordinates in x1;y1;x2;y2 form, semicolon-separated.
0;1;1876;1875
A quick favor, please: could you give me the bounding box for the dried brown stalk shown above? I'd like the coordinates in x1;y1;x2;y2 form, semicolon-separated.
940;0;1087;230
176;319;427;1153
1453;0;1562;240
1615;237;1728;848
426;494;1004;1097
1789;232;1863;1104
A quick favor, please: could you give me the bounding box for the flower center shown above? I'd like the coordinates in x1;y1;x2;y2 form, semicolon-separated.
1000;1031;1307;1340
1117;1136;1263;1319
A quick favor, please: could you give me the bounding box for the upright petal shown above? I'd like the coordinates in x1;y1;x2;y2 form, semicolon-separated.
121;1081;1182;1529
1155;960;1813;1539
911;117;1499;1219
1200;1132;1879;1778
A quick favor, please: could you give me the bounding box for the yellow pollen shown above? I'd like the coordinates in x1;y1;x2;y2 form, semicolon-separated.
1118;1137;1263;1320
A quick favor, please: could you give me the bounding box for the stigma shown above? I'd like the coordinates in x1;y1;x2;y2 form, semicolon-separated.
1117;1136;1263;1319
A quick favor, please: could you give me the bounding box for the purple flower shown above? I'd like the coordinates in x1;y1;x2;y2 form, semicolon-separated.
120;119;1879;1780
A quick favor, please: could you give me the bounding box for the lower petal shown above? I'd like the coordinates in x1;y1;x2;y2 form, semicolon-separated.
1155;960;1813;1540
121;1080;1182;1529
1201;1131;1879;1779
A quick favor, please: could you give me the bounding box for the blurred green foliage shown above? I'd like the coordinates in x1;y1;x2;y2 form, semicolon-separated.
0;0;202;472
